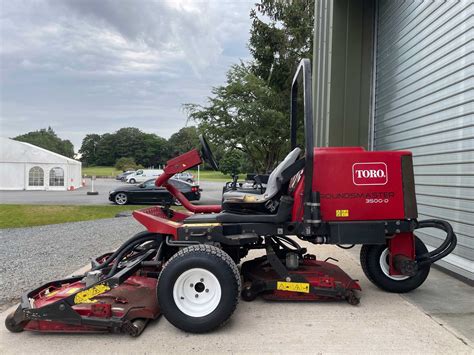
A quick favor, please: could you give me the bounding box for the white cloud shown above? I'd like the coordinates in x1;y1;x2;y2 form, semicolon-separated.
0;0;254;150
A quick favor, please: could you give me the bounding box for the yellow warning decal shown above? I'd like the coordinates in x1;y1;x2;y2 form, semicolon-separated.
74;284;110;304
277;281;310;293
65;287;81;295
336;209;349;217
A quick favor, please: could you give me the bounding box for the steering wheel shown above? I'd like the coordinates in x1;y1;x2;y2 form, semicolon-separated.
199;134;219;171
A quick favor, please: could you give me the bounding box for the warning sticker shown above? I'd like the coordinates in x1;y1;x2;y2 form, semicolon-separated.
276;281;310;293
74;284;110;304
336;209;349;217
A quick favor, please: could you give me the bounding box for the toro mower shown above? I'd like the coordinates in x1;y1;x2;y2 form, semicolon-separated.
6;59;456;336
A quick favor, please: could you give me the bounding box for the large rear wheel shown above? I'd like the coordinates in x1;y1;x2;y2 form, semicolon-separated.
157;244;240;333
360;236;430;293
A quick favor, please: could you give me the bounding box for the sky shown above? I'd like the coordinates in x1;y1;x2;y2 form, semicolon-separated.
0;0;254;151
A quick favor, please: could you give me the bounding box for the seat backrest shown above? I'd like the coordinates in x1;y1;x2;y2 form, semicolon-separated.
263;147;301;200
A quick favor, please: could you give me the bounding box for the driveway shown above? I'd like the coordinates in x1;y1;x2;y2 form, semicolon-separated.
0;179;224;205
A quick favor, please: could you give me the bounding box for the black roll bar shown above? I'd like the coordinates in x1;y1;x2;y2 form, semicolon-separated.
290;59;316;222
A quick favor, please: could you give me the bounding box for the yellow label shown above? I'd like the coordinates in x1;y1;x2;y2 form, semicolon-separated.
336;209;349;217
65;287;81;295
181;223;221;227
74;284;110;304
276;281;310;293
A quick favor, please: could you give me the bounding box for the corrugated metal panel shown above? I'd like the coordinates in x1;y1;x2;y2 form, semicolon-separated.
374;0;474;280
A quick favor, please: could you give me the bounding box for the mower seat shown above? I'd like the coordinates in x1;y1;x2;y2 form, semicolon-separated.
184;196;294;224
222;147;302;208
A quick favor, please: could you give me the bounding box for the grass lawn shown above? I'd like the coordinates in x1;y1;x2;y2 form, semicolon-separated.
82;166;122;177
189;170;234;182
0;204;150;229
82;166;238;182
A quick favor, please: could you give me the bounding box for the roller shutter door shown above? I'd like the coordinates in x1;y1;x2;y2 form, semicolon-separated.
373;0;473;280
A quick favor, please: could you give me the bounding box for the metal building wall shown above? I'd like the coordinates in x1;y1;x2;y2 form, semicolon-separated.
312;0;375;148
373;0;474;280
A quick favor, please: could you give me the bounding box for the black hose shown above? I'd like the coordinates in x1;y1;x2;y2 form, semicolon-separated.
106;236;160;278
415;219;457;267
337;244;355;250
93;232;161;271
271;235;302;252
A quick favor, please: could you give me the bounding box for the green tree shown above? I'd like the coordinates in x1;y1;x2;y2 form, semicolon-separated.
115;157;138;171
186;0;314;173
79;134;101;166
250;0;314;96
80;127;170;167
14;127;75;158
219;150;242;177
186;64;287;173
168;126;200;156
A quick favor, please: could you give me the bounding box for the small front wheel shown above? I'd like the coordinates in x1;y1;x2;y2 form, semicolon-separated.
129;178;136;184
157;244;241;333
360;236;430;293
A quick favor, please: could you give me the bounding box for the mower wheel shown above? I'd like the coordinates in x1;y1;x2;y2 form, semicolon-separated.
157;244;241;333
5;312;25;333
241;282;257;302
360;236;430;293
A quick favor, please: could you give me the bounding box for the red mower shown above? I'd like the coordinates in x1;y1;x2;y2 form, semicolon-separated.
6;59;456;336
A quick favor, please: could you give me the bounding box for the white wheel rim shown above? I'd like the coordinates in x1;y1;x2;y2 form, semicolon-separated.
115;193;127;205
173;268;221;317
379;249;410;281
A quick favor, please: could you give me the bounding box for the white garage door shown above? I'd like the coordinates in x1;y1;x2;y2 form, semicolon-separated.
373;0;473;280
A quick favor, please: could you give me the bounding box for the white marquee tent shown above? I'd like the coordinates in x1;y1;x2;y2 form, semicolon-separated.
0;137;82;191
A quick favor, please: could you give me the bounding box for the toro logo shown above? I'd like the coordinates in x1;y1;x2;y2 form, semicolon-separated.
352;162;388;186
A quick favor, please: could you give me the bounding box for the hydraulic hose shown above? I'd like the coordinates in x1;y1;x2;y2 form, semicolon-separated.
92;231;161;271
415;219;457;267
106;236;160;278
271;235;303;253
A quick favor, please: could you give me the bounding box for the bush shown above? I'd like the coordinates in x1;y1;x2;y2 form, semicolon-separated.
219;150;242;177
115;157;139;171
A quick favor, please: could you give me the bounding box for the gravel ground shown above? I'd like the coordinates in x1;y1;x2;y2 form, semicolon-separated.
0;217;145;311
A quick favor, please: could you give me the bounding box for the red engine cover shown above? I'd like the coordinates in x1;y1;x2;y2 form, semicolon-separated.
312;147;412;221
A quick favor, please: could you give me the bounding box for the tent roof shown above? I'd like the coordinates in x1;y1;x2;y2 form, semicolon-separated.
0;137;81;165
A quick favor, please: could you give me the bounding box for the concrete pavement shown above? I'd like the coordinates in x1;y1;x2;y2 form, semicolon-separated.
1;245;472;354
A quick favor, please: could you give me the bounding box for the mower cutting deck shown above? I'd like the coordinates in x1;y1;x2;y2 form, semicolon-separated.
6;59;457;336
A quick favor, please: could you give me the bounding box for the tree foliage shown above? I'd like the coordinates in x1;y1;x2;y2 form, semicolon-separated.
219;150;243;177
79;127;170;167
186;64;287;173
115;157;141;171
167;126;200;156
186;0;314;173
14;127;75;158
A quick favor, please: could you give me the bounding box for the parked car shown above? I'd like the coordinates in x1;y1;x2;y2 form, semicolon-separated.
174;172;195;183
109;178;200;205
115;170;135;181
125;169;163;184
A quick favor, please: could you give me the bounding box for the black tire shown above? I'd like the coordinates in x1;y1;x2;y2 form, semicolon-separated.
5;312;25;333
114;192;128;205
129;178;136;184
157;244;241;333
186;179;193;183
360;236;430;293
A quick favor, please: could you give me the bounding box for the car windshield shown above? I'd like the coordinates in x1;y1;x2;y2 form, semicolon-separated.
143;179;155;187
